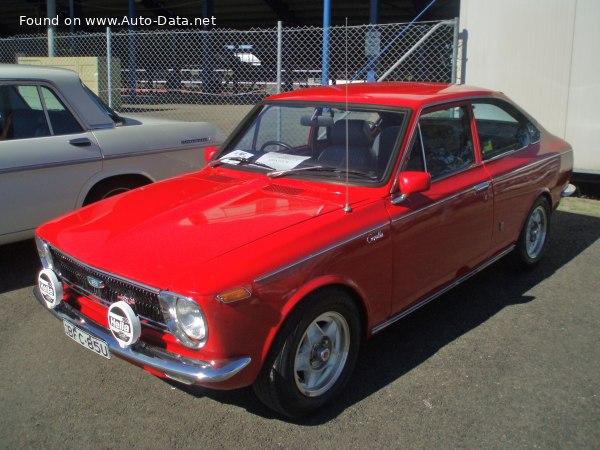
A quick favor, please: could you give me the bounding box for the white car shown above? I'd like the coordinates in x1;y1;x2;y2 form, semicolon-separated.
0;64;223;245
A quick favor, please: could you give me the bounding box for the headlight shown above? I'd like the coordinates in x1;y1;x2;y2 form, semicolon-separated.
35;236;54;269
159;291;208;349
175;297;207;341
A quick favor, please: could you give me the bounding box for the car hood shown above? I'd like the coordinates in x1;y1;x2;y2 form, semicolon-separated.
38;170;348;289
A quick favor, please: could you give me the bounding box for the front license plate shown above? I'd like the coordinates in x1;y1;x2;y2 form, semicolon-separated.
63;320;111;360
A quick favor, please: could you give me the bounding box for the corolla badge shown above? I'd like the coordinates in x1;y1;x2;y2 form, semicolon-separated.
366;230;384;244
87;275;105;289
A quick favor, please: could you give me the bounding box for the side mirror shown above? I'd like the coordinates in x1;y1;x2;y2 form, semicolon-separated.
393;171;431;204
399;171;431;195
204;146;219;164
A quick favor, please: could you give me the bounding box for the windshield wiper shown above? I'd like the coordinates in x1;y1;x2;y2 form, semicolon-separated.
209;156;276;171
268;165;378;180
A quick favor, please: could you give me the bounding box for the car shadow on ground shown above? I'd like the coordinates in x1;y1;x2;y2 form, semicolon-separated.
0;239;40;294
173;209;600;422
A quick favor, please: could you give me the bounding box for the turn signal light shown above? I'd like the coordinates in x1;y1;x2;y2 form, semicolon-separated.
216;288;251;304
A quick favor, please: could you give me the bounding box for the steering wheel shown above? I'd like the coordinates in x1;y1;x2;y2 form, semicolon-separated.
260;140;294;152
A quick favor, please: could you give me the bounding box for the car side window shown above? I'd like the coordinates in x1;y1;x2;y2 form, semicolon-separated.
405;105;474;180
0;84;50;140
472;101;539;161
40;86;83;135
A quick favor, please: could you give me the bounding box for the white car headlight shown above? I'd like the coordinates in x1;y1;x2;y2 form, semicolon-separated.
159;291;208;349
176;297;207;341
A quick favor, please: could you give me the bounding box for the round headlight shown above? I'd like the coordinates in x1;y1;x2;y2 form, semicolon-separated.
175;297;207;341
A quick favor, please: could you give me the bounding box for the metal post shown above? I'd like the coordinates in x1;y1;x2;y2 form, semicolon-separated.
47;0;56;57
367;0;380;82
451;17;459;84
128;0;136;103
106;27;113;108
321;0;331;85
276;21;283;94
201;0;215;103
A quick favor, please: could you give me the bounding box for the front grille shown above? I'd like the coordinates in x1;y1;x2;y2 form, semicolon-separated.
50;248;165;325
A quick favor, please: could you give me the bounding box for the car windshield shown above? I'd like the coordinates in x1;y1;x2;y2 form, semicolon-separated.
215;103;407;184
82;83;123;125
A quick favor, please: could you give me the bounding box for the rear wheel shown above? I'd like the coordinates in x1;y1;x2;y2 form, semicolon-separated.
513;196;551;268
253;289;361;418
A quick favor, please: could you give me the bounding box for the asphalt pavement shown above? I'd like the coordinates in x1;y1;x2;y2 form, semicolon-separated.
0;198;598;449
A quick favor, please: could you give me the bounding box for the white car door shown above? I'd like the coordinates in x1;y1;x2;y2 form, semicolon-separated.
0;83;102;243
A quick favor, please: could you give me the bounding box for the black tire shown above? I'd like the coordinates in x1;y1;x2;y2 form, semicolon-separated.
84;178;148;206
253;288;361;418
512;196;551;268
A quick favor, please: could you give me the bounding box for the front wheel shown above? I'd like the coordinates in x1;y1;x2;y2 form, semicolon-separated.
253;289;361;418
83;178;148;206
513;196;551;268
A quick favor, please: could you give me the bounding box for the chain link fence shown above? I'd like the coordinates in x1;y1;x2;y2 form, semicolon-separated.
0;20;457;135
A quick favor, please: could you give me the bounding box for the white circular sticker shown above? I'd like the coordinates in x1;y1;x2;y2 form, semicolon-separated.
108;301;141;348
38;269;63;309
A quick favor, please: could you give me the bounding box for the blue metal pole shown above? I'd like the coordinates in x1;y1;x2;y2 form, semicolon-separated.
321;0;331;86
128;0;136;103
367;0;380;82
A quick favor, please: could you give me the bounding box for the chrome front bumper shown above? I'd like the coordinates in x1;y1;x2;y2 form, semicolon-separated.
34;286;251;386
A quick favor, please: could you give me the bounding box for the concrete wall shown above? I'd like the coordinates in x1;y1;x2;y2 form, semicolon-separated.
459;0;599;175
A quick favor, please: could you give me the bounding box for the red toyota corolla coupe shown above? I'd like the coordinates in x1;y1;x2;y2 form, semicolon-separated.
34;82;574;417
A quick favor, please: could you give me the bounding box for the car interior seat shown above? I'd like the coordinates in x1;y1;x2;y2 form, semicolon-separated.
317;119;373;172
373;125;402;177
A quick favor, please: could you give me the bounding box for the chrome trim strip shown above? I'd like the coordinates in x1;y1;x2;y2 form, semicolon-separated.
101;143;210;162
391;184;479;224
254;222;389;283
371;246;515;334
482;148;522;163
34;287;251;385
64;281;168;333
491;151;571;183
0;156;101;175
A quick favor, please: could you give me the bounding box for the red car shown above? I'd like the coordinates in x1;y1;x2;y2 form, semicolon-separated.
34;83;574;417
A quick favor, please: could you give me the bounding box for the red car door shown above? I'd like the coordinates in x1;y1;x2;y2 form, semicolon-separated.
470;99;555;255
384;103;494;318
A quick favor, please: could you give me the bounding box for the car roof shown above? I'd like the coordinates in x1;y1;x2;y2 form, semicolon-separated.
265;82;500;109
0;64;114;128
0;63;80;83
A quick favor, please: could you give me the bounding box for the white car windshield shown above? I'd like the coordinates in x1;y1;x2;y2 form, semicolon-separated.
215;103;407;183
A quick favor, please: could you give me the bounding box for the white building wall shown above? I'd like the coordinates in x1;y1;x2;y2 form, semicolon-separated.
459;0;600;174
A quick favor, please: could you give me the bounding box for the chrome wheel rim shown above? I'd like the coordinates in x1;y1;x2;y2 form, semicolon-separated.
293;311;350;397
526;205;547;259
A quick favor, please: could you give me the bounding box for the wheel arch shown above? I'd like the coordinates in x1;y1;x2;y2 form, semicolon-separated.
257;277;369;368
78;172;155;207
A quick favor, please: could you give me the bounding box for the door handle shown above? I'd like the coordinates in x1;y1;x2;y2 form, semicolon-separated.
474;181;491;201
474;181;490;192
69;137;92;147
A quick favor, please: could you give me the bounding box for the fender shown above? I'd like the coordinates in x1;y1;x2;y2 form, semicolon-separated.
75;168;156;208
256;274;370;366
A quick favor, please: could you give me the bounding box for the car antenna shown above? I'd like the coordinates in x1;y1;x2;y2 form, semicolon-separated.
343;17;352;213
